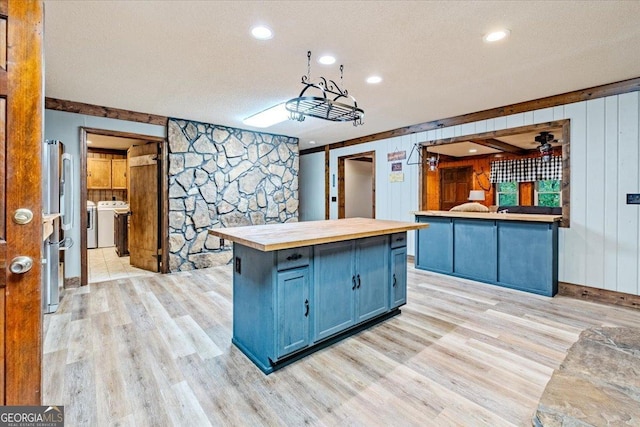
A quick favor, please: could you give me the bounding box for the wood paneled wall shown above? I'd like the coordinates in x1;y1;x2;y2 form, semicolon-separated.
425;148;562;210
300;92;640;296
87;149;127;203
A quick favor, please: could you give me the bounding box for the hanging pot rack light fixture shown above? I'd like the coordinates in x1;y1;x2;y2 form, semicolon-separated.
286;51;364;127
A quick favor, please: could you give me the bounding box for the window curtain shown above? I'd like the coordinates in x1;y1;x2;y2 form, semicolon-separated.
489;156;562;183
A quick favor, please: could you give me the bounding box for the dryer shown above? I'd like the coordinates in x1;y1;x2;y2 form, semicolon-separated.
87;201;97;249
97;200;129;248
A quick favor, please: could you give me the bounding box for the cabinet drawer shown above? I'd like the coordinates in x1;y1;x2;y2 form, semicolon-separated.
277;247;310;270
390;232;407;248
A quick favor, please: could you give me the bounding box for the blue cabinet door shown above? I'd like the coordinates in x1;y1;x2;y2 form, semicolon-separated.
390;247;407;308
355;236;389;323
276;267;310;358
314;240;356;341
416;216;453;273
453;219;497;282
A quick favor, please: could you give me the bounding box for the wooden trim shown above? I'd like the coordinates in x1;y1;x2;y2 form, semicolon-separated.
561;120;571;228
83;127;165;143
559;282;640;311
337;151;376;219
420;120;569;146
80;127;168;285
160;138;169;273
324;146;330;220
79;129;88;286
87;147;127;156
331;77;640;149
300;145;325;156
467;138;524;154
45;97;168;126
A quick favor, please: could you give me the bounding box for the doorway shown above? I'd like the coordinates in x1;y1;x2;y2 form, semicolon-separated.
338;151;376;219
80;128;168;286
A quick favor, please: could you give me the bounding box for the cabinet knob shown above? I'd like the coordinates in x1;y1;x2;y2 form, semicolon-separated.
357;274;361;289
304;299;309;317
286;253;302;261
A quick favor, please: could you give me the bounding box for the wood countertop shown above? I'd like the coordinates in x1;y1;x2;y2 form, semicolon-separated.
208;218;429;251
413;210;562;223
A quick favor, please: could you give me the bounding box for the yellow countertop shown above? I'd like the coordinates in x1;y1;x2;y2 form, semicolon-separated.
413;210;562;223
208;217;429;251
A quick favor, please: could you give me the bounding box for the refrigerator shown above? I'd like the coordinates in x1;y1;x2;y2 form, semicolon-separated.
42;139;74;314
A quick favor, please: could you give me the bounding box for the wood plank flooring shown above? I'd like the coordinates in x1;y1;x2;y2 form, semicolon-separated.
43;264;640;426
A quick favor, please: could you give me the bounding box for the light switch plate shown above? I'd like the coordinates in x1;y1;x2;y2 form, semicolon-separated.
627;193;640;204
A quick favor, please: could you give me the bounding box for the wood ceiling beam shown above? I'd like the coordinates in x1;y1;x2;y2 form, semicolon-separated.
467;138;525;154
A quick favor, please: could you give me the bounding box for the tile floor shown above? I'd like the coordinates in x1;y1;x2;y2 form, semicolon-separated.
87;247;157;283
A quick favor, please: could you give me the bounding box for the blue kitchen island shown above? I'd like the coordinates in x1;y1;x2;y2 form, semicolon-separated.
414;211;562;297
209;218;428;374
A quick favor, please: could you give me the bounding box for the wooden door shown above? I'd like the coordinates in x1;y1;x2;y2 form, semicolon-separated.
1;0;43;404
440;167;472;210
111;158;127;189
129;143;159;272
87;157;111;189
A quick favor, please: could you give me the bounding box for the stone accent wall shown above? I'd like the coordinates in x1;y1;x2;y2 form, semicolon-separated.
167;118;299;271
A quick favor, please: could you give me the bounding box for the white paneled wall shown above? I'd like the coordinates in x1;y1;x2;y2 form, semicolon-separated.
298;92;640;295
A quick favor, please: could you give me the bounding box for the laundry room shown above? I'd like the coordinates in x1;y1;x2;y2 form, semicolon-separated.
85;133;158;283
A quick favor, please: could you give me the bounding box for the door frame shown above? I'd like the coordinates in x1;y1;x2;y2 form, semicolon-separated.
337;151;376;219
80;127;168;286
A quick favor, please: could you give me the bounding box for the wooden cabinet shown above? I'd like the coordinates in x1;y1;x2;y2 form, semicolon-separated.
415;213;559;296
354;236;389;323
87;157;128;190
231;232;406;374
87;158;111;189
111;159;127;189
276;267;310;358
314;240;356;340
391;246;407;308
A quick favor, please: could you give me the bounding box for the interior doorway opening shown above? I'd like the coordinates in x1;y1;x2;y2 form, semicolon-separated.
338;151;376;219
80;128;168;285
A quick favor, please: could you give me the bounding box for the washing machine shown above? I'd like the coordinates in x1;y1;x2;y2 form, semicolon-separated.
87;201;97;249
97;200;129;248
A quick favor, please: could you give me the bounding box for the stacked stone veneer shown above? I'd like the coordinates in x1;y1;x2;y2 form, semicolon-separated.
167;118;299;271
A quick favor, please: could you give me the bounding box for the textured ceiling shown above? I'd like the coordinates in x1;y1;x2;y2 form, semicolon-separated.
43;1;640;150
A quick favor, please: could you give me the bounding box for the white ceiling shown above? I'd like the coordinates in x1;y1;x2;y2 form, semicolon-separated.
43;1;640;150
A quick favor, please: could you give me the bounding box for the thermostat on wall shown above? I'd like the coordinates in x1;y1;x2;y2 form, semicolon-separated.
627;194;640;205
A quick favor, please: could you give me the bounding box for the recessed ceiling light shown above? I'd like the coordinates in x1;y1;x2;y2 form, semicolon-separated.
366;76;382;84
251;25;273;40
309;140;316;145
318;55;336;65
242;103;288;128
87;140;92;144
483;29;510;43
469;148;477;153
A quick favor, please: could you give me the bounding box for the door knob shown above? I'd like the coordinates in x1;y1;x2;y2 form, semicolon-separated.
10;256;33;274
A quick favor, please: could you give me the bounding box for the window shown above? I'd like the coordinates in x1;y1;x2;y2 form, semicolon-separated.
535;179;561;207
496;181;518;206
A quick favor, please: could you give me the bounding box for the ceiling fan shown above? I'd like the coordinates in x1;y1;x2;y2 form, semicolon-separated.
534;131;558;161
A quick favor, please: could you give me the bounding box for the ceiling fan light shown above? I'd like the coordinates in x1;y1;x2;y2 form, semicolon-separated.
251;25;273;40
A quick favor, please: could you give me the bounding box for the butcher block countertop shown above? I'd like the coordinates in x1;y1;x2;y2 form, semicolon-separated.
208;218;428;251
414;210;562;223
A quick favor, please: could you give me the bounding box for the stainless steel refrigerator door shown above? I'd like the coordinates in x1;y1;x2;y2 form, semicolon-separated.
42;140;62;314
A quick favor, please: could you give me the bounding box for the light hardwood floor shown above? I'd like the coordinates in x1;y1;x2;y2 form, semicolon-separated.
43;264;640;426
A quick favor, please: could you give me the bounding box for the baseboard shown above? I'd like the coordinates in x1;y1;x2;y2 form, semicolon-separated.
559;282;640;310
65;276;81;288
407;255;415;264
